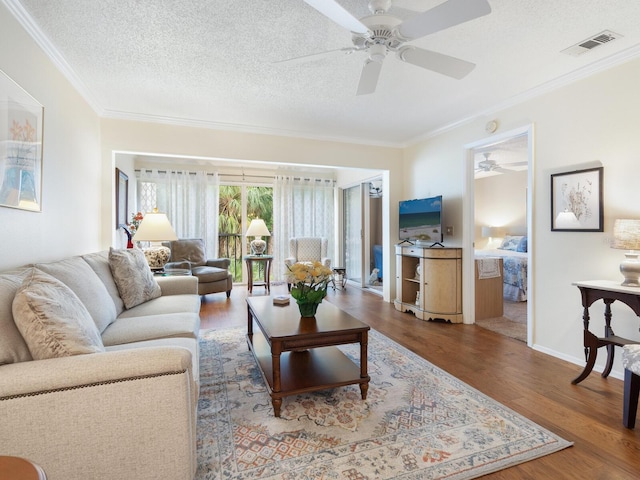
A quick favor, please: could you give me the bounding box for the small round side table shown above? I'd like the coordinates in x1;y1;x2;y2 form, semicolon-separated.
244;255;273;294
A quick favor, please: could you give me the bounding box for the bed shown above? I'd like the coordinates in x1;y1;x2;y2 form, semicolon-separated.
475;235;528;302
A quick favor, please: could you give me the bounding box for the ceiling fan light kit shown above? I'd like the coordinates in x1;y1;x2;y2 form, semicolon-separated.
291;0;492;95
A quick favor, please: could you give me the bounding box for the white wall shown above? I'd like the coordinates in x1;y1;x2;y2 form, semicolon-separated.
0;5;102;269
404;56;640;379
475;170;527;248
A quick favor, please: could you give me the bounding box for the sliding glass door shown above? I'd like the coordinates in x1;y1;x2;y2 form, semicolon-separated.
344;185;363;285
218;184;273;283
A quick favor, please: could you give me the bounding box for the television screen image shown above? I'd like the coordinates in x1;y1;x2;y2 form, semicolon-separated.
399;195;443;243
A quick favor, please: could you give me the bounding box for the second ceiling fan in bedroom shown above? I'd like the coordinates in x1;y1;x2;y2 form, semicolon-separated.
279;0;492;95
476;152;527;175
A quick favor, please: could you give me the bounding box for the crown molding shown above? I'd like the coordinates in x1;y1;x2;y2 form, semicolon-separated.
2;0;104;114
101;109;405;149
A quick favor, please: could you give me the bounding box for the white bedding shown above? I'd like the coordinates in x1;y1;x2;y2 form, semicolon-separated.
475;249;528;302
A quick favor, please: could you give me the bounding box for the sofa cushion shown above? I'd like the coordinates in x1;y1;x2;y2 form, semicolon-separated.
191;265;229;283
36;256;117;333
105;337;199;384
82;251;126;316
108;248;161;309
12;269;105;360
101;312;200;346
0;268;33;365
117;294;201;319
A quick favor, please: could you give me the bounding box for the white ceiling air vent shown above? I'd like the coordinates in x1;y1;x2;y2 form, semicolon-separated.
562;30;622;56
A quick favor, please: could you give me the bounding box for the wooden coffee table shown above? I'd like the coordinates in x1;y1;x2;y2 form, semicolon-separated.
246;296;370;417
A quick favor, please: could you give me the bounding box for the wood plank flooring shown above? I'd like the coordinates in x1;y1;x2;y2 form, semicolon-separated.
200;283;640;479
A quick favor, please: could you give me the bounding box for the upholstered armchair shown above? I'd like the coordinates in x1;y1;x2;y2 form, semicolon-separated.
284;237;331;289
164;239;233;297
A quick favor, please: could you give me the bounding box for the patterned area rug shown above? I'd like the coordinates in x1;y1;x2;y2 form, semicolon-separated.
196;328;571;479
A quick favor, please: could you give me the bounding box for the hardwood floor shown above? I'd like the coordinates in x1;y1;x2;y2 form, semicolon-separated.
200;283;640;479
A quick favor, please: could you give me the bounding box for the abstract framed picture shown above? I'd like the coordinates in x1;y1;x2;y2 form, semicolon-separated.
551;166;603;232
115;168;128;229
0;69;44;212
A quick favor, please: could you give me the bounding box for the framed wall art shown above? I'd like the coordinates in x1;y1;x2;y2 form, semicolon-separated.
0;69;44;212
115;168;128;229
551;166;603;232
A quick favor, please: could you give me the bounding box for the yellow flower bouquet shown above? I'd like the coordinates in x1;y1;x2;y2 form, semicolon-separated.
286;261;333;317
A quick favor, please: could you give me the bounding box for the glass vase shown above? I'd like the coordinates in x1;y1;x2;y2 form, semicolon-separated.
297;301;320;318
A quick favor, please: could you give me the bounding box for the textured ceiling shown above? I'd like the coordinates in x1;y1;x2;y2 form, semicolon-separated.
9;0;640;146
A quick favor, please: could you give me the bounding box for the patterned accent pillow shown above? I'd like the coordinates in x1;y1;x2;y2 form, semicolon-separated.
498;235;524;251
12;269;105;360
516;236;528;253
108;247;162;309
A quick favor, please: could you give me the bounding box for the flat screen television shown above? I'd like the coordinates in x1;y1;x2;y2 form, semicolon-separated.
399;195;443;245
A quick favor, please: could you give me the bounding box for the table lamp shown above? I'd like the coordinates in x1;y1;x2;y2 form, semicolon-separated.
611;219;640;287
246;218;270;255
481;226;503;248
132;208;178;270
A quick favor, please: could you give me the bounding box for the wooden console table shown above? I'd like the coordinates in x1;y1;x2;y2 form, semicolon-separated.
572;280;640;384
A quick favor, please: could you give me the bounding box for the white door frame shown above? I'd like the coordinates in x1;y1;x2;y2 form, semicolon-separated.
462;124;535;345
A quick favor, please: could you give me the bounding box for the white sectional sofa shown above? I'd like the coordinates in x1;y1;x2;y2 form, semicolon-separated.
0;249;201;480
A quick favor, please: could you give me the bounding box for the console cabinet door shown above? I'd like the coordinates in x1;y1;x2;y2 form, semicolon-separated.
422;257;460;314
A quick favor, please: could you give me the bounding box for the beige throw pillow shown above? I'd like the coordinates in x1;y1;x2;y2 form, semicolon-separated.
108;247;162;309
12;269;105;360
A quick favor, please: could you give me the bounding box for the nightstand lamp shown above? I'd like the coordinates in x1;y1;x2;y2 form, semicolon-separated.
611;219;640;287
246;218;271;255
481;226;503;248
133;208;178;271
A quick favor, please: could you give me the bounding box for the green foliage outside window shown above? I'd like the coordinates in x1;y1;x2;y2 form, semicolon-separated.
218;185;273;282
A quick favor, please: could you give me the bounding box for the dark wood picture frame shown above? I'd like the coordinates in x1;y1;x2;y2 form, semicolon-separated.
115;168;128;229
551;166;603;232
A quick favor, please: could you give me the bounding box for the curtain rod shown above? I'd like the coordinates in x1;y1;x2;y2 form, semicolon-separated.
135;169;335;183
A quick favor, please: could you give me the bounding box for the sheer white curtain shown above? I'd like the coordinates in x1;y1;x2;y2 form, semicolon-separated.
272;175;335;281
136;169;220;258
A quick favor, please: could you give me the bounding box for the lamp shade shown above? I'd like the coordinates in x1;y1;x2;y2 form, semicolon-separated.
132;210;178;242
481;226;501;238
245;219;271;238
611;219;640;250
612;219;640;287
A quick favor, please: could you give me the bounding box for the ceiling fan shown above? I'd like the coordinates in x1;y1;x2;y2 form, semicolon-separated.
476;153;527;174
277;0;491;95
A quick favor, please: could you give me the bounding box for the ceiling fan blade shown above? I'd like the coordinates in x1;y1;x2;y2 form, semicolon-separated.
398;0;491;40
356;60;383;96
500;161;528;167
398;46;475;79
303;0;370;34
273;47;358;65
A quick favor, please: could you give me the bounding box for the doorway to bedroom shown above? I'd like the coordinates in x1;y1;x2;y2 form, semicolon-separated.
470;130;531;343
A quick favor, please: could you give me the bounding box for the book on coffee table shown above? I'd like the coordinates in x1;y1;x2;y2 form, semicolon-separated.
273;295;290;306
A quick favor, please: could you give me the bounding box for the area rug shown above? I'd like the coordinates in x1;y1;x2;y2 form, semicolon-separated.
196;328;571;479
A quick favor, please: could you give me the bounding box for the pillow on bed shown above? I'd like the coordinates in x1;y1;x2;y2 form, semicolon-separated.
499;235;524;251
517;236;528;253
